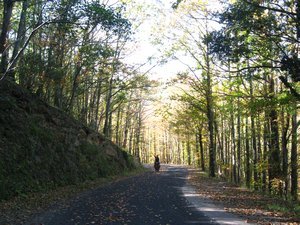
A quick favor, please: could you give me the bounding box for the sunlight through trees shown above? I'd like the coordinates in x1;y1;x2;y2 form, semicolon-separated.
0;0;299;201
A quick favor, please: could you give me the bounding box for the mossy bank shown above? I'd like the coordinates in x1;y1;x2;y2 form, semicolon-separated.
0;80;138;201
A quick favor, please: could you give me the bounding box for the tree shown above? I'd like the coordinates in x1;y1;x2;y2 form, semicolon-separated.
208;0;298;197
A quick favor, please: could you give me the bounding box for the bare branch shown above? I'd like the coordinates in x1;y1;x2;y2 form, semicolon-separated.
0;21;49;83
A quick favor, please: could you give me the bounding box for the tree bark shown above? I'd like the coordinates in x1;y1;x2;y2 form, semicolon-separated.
291;106;298;201
268;77;281;192
103;74;114;137
8;0;28;80
245;117;251;188
250;78;258;190
115;104;123;146
0;0;14;75
230;104;237;183
281;108;290;198
237;96;241;184
0;0;13;54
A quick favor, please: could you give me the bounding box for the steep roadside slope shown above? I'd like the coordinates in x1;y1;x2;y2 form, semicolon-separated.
0;80;137;200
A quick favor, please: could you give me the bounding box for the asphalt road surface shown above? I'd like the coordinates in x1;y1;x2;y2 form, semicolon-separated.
28;165;222;225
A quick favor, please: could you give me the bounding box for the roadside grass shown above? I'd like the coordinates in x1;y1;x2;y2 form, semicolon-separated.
0;167;148;225
267;203;300;217
187;168;300;224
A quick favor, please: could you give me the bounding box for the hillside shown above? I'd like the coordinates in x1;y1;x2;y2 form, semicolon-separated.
0;80;137;201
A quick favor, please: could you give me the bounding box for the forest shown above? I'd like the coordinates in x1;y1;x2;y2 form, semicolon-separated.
0;0;299;202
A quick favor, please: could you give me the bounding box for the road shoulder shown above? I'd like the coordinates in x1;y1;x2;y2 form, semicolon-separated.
186;168;300;225
181;184;254;225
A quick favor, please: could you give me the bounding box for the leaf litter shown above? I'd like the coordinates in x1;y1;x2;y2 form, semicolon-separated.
187;168;300;225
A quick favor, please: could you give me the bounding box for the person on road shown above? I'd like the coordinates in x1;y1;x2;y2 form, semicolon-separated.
154;155;160;172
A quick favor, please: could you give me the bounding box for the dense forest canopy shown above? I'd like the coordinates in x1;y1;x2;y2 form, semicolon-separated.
0;0;299;201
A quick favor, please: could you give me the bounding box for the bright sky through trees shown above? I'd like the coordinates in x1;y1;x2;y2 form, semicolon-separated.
124;0;223;81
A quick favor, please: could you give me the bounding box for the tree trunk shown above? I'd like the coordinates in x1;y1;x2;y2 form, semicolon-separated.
68;62;82;113
115;104;123;146
0;0;13;54
199;130;205;171
195;132;200;167
237;97;241;184
262;113;268;193
8;0;28;80
134;102;142;159
95;77;103;131
0;0;14;76
122;99;132;149
291;107;298;201
249;73;258;190
207;85;215;176
245;117;251;188
290;0;299;201
230;105;237;183
268;77;281;192
187;133;191;166
256;117;262;190
103;74;114;137
281;109;290;199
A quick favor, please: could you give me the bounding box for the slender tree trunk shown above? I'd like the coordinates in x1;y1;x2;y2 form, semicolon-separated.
291;0;299;201
291;106;298;201
225;128;229;167
195;132;200;167
220;114;225;165
281;108;290;199
176;135;181;164
0;0;14;76
122;99;132;149
187;133;191;166
197;126;205;171
207;88;215;176
249;73;258;190
262;113;268;193
95;78;103;131
103;74;114;137
0;0;14;66
0;0;13;53
8;0;28;80
245;117;251;188
256;117;262;190
129;127;134;155
230;105;237;183
237;96;241;184
134;102;142;159
68;62;82;113
115;104;123;146
268;76;281;192
199;131;205;171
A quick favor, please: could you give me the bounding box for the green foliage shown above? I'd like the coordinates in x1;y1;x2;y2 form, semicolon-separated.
209;0;299;84
268;203;300;217
270;178;285;196
85;2;131;34
78;141;120;179
281;55;300;82
0;81;137;201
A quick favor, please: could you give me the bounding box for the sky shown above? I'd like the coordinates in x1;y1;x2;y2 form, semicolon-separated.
124;0;223;82
123;0;186;81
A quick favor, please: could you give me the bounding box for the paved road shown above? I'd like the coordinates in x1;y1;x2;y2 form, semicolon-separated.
28;165;218;225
